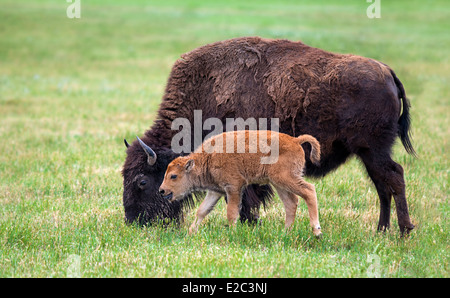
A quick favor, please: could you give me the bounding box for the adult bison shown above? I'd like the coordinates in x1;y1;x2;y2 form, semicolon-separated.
122;37;415;234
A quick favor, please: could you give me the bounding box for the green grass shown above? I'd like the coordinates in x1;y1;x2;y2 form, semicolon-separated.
0;0;448;277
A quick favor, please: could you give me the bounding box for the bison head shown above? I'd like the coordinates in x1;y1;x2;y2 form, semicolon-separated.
121;136;193;226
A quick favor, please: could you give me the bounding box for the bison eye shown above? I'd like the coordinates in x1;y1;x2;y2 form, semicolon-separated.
170;174;177;180
135;174;151;190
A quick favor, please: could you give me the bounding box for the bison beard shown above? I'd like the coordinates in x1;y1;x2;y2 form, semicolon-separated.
122;37;415;234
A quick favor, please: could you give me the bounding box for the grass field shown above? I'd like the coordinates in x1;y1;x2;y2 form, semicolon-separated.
0;0;448;277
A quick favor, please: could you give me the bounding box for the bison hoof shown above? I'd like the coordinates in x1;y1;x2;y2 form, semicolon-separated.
400;224;415;237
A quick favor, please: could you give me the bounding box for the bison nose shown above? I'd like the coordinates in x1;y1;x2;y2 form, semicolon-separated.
159;188;165;195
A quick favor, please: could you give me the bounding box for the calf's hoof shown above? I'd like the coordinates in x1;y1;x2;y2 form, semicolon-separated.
188;226;198;235
313;227;322;239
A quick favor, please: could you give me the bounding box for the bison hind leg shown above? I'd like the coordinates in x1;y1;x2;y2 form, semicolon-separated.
358;148;414;235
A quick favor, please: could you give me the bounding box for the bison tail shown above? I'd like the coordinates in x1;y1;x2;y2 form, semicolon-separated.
297;134;321;166
390;69;417;157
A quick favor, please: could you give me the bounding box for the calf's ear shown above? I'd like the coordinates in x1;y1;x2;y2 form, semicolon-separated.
185;159;195;172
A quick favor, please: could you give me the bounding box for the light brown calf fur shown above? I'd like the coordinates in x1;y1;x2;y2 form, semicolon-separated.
159;130;322;237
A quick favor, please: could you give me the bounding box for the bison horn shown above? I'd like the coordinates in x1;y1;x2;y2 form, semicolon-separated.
136;136;157;166
124;139;130;148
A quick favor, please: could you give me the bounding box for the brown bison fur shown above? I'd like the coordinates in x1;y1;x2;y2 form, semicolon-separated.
122;37;415;234
159;131;323;237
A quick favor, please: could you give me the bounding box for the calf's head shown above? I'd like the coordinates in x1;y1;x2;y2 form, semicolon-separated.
159;157;195;202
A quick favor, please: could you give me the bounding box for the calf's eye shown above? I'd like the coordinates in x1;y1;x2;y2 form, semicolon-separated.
170;174;177;180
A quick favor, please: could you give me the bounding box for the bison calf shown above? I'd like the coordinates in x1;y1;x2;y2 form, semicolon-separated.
159;130;322;237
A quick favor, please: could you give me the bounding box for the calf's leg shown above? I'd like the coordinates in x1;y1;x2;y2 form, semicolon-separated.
274;186;299;230
189;191;222;235
293;181;322;237
272;175;321;237
225;186;243;227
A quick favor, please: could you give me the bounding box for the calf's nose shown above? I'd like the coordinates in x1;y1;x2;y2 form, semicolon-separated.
159;188;165;195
